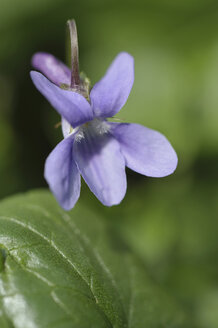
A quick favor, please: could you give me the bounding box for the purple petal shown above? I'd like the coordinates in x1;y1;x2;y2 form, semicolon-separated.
31;52;71;86
90;52;134;118
44;136;81;210
110;123;178;177
74;130;126;206
30;71;93;128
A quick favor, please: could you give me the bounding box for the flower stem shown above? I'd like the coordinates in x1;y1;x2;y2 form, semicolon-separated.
66;19;80;88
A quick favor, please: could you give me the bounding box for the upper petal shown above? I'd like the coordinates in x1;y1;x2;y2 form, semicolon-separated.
90;52;134;118
110;123;178;177
73;129;127;206
44;136;81;210
31;52;71;86
30;71;93;128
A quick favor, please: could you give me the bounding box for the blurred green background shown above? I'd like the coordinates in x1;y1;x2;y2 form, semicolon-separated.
0;0;218;326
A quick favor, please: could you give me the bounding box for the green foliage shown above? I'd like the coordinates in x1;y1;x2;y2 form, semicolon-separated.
0;190;186;327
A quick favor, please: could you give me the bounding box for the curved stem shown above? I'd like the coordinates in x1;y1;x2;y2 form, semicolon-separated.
67;19;80;88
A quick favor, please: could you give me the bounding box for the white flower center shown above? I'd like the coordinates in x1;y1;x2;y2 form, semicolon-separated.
61;118;110;141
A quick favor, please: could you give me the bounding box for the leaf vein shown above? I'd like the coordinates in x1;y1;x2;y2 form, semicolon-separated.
0;215;113;327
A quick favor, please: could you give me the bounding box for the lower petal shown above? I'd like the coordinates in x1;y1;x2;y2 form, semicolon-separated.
110;123;178;177
74;130;126;206
44;136;81;210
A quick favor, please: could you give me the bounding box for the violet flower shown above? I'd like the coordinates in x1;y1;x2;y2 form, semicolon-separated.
30;20;177;210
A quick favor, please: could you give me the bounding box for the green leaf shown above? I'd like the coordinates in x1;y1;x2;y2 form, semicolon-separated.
0;190;186;327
